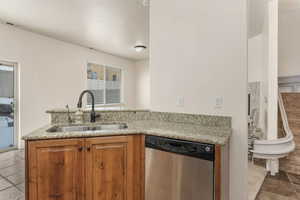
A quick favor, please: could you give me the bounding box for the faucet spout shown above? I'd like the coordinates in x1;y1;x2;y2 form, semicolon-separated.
77;90;99;123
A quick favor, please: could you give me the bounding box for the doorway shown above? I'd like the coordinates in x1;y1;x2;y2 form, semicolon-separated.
0;61;18;152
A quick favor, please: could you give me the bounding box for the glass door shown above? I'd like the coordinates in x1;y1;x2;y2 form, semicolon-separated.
0;62;16;151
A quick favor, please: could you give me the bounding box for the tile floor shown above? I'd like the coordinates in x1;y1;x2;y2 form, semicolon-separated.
2;150;300;200
0;150;25;200
248;161;267;200
256;171;300;200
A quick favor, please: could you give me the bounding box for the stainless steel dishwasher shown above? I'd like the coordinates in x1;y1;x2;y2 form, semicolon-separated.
145;135;215;200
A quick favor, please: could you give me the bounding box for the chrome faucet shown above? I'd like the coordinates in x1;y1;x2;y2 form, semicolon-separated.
77;90;99;123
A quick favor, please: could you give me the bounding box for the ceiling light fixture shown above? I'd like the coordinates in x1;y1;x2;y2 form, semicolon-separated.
6;22;15;26
134;42;147;52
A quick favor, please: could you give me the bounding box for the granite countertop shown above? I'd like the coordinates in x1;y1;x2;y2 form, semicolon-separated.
22;120;232;145
46;108;150;113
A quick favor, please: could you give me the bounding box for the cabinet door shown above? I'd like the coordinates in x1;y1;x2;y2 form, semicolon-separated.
27;139;84;200
85;136;129;200
85;136;143;200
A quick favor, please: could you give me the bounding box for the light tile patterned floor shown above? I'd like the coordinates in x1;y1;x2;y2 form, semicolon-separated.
0;150;24;200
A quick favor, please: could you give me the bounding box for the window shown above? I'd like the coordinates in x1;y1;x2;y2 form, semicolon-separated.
87;63;122;105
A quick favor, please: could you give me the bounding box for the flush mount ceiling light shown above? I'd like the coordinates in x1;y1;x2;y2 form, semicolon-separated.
134;43;147;52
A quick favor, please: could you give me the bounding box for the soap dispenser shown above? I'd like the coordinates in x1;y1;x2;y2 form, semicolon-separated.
74;108;84;124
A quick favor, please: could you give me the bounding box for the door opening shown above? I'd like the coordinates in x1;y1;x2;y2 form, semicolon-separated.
0;61;18;152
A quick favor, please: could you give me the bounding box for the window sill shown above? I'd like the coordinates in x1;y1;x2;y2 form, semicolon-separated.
85;103;125;111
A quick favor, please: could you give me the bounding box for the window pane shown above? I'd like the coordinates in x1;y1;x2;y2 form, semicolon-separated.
0;66;14;98
87;63;105;104
105;67;121;104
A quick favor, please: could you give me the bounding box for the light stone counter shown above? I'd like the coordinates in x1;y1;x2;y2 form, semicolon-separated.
22;120;231;145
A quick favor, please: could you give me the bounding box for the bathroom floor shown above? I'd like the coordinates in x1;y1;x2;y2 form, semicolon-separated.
0;150;25;200
256;171;300;200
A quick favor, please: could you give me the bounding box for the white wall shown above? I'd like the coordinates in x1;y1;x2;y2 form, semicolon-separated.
248;0;268;38
248;35;263;83
248;34;267;133
279;5;300;77
249;0;279;173
0;23;137;147
150;0;248;199
248;0;279;142
247;0;270;138
262;0;278;140
267;0;278;141
135;59;150;109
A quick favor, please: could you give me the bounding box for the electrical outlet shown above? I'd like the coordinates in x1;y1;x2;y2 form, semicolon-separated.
176;96;184;107
215;97;223;109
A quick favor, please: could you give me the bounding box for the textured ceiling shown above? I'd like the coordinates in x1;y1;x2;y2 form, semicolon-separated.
0;0;149;60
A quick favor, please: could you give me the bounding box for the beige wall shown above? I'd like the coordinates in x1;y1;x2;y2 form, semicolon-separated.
248;34;267;133
0;23;137;147
265;0;278;141
135;59;150;109
150;0;248;199
279;4;300;77
248;35;263;83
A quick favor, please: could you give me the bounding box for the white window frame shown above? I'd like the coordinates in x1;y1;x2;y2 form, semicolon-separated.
86;62;124;108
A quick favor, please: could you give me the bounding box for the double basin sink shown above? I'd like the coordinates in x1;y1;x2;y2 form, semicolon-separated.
47;123;128;133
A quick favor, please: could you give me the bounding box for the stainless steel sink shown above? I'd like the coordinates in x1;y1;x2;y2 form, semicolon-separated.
47;123;128;133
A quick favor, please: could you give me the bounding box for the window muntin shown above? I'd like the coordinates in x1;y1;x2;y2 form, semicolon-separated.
105;67;121;104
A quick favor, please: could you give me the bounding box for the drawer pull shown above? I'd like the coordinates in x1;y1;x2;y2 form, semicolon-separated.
100;162;105;170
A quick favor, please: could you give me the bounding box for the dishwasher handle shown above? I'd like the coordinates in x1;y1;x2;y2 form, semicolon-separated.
168;142;198;153
168;142;182;147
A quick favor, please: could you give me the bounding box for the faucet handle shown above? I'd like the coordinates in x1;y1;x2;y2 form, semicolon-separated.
90;113;101;123
77;101;83;108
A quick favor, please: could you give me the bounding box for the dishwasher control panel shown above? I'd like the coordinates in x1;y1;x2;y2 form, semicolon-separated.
145;135;215;161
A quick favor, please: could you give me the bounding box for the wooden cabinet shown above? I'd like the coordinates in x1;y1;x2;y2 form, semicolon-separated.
27;139;85;200
85;136;130;200
26;135;144;200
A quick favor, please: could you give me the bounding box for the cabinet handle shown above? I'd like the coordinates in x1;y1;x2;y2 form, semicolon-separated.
78;147;83;152
87;147;91;151
100;162;105;170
